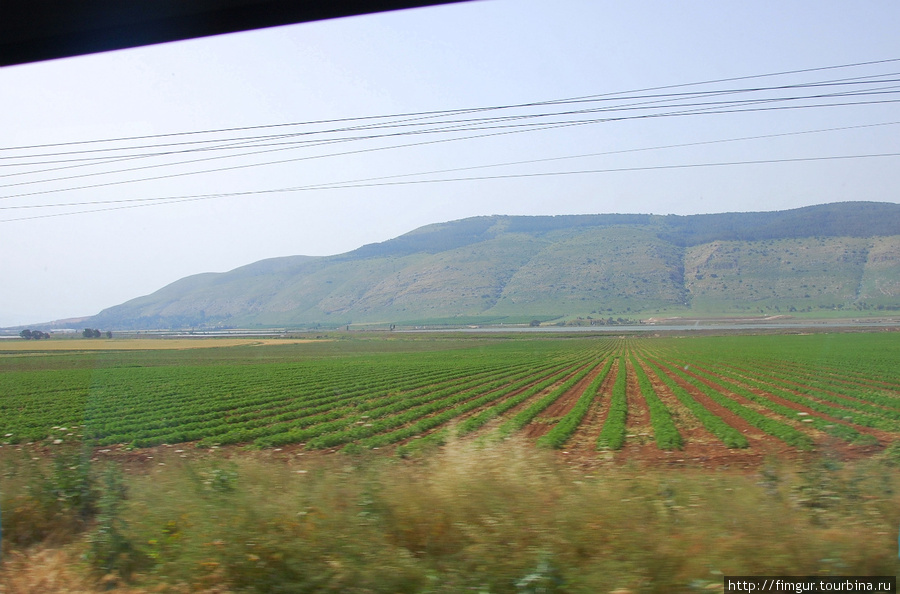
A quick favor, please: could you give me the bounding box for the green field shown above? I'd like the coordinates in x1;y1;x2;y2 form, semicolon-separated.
3;331;900;591
2;332;899;459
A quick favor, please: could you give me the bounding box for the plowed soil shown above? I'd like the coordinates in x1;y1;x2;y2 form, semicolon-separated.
621;358;654;451
562;362;618;452
689;363;894;444
523;362;604;439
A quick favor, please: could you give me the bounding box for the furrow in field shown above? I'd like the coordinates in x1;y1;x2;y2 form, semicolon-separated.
498;360;601;437
562;363;618;452
621;357;654;451
699;364;899;439
765;359;900;392
459;361;594;437
686;364;888;444
393;362;585;455
358;361;582;447
536;357;615;450
720;361;900;413
677;366;818;447
636;357;716;442
651;361;769;443
631;357;759;466
714;363;900;430
654;361;814;455
525;359;610;440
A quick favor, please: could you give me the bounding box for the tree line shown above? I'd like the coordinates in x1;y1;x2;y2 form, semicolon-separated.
18;328;112;339
19;329;50;339
83;328;112;338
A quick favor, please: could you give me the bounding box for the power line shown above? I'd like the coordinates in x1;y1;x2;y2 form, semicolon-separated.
6;120;898;211
3;65;897;197
3;56;899;221
4;73;898;166
4;93;899;200
3;56;898;153
3;151;898;223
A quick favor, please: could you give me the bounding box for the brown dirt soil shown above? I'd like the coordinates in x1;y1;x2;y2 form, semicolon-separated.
689;363;896;445
723;362;900;413
621;359;654;451
575;359;770;471
522;361;603;439
558;360;618;453
467;364;583;436
637;360;800;468
679;366;827;437
0;546;231;594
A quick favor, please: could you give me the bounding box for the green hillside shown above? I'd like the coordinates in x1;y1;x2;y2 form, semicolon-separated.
87;202;900;329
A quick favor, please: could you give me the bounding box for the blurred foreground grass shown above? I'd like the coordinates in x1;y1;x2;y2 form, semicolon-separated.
2;439;900;593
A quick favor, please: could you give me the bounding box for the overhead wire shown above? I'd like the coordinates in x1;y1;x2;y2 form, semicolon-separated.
3;91;899;202
7;119;899;211
4;75;900;189
3;55;898;153
2;57;899;220
3;151;899;223
2;70;897;172
2;72;898;165
3;72;900;173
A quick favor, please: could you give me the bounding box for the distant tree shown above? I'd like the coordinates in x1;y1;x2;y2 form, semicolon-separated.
22;329;49;339
106;331;113;339
83;328;93;338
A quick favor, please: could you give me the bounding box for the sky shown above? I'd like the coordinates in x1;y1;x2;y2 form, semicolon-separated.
2;0;900;327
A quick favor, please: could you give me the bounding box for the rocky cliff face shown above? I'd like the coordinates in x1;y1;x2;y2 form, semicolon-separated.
86;202;900;329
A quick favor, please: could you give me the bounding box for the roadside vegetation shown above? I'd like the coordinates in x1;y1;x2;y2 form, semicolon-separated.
2;331;900;591
3;439;900;592
2;332;898;454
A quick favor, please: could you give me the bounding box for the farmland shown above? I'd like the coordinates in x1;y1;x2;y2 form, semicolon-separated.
1;331;898;464
3;330;900;592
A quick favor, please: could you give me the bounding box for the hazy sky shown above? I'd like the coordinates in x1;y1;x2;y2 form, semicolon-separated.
2;0;900;327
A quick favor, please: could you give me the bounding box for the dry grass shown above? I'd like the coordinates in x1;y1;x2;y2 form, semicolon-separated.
0;338;323;351
0;546;98;594
3;439;900;593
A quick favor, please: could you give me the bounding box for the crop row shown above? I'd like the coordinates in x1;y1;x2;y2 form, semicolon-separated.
2;334;898;456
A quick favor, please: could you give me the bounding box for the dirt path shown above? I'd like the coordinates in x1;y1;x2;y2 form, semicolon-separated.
562;360;618;454
650;359;799;466
523;361;606;439
616;359;765;469
721;362;900;414
467;364;586;437
691;364;897;445
621;358;654;452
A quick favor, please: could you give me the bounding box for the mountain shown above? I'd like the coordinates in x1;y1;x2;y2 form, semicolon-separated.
87;202;900;329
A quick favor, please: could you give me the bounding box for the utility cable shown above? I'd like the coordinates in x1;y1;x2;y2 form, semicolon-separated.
3;55;898;153
3;93;899;200
3;151;898;223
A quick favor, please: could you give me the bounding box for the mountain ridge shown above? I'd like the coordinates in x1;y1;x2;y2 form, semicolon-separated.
82;201;900;329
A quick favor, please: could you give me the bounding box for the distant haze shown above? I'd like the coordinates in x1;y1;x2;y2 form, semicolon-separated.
74;202;900;330
2;1;900;326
